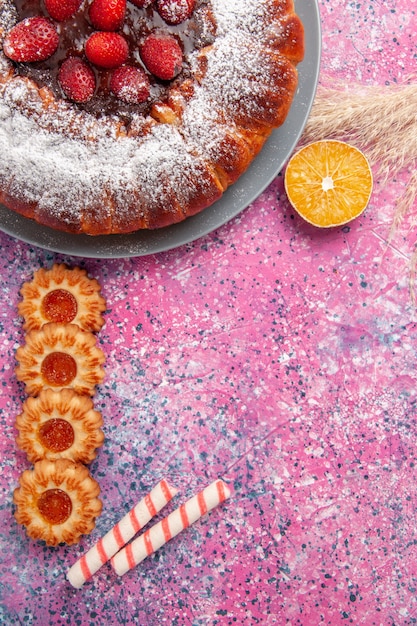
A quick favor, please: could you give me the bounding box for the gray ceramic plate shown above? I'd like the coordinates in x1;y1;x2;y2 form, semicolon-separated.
0;0;321;258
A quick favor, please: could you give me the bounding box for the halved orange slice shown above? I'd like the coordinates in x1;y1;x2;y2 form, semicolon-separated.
284;140;373;227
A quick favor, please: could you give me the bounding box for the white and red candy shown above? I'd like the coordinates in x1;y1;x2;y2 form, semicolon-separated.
67;479;178;588
111;479;231;577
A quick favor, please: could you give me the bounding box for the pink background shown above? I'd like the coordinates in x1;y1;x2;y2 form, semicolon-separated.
1;1;417;624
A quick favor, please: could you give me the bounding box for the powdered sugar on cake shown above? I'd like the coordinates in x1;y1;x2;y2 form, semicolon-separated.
0;0;304;233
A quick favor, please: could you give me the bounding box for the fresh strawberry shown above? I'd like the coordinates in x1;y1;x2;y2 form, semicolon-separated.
110;65;150;103
129;0;153;6
156;0;195;25
85;32;129;69
3;17;59;63
140;33;182;81
44;0;83;22
58;57;96;103
89;0;127;32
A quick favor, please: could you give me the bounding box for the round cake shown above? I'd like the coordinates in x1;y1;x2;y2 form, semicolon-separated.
0;0;304;235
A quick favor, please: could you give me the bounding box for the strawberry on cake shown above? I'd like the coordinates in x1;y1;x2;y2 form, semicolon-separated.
0;0;304;234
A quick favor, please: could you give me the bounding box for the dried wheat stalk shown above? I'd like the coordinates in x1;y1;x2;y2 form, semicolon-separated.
299;79;417;300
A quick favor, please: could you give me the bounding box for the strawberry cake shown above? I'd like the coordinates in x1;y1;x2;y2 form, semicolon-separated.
0;0;304;235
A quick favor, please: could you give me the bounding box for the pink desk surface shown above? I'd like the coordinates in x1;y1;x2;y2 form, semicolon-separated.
1;1;417;624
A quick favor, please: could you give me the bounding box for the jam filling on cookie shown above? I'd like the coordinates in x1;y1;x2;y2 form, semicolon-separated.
41;351;77;386
41;289;78;324
38;418;75;452
37;488;73;524
4;0;216;117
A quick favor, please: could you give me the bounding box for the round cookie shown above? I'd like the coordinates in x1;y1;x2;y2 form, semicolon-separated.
13;458;102;546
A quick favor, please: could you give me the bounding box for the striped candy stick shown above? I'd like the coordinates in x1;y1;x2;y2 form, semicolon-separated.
67;479;178;588
111;479;231;576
